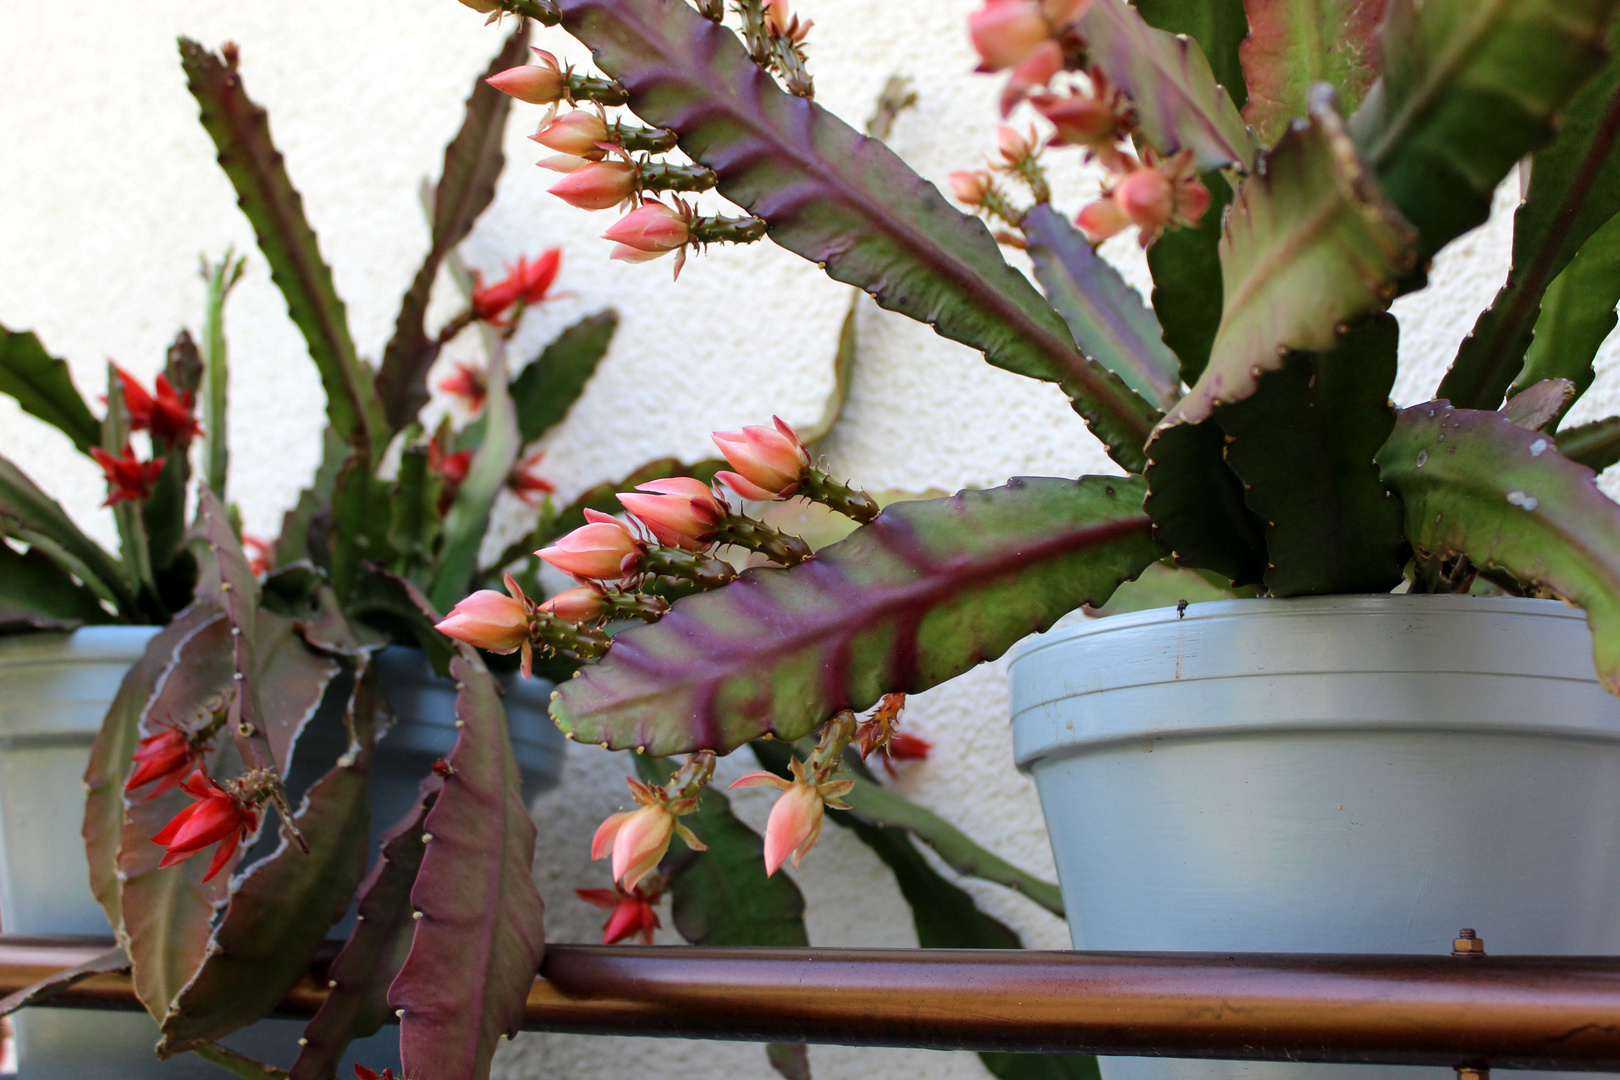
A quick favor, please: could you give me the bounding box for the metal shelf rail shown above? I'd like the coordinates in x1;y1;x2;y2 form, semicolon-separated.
3;932;1620;1071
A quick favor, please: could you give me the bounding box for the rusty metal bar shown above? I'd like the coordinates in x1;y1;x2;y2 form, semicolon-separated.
6;936;1620;1069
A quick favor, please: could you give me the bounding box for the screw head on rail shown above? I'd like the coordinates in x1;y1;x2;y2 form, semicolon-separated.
1452;928;1485;957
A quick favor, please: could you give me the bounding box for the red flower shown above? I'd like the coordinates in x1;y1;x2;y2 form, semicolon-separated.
116;367;201;446
354;1068;397;1080
881;732;933;779
438;361;488;413
243;535;274;577
576;881;663;944
472;248;563;326
125;724;205;800
90;444;165;506
509;451;557;506
428;437;473;515
150;770;258;882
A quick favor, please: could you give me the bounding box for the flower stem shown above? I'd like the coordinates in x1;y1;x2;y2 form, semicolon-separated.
800;467;880;523
716;513;813;566
640;161;718;194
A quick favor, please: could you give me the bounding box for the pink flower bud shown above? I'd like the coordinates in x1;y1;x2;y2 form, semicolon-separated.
549;160;638;210
1174;174;1212;226
538;154;591;173
1114;165;1174;230
602;202;690;253
711;417;810;501
764;0;792;34
968;0;1050;72
762;782;825;876
1000;40;1062;116
539;585;608;623
1076;198;1130;242
487;49;568;105
536;510;644;581
995;124;1039;166
617;477;726;550
435;589;530;653
948;170;995;206
1043;0;1091;25
532;110;610;159
592;803;675;890
1032;91;1119;147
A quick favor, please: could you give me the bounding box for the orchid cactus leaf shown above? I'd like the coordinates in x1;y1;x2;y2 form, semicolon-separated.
512;310;618;443
390;652;546;1080
1076;0;1258;171
200;250;246;498
0;946;129;1019
1143;420;1268;585
1518;209;1620;409
1500;378;1577;432
200;491;282;781
0;452;138;617
1239;0;1386;146
1134;0;1250;111
0;541;112;630
1144;173;1231;387
157;664;382;1056
275;427;350;571
555;0;1160;472
1556;414;1620;471
255;609;343;772
290;776;442;1080
1023;204;1181;410
551;477;1161;756
0;326;100;453
141;333;200;586
1086;559;1249;616
387;442;443;574
1348;0;1620;265
1378;402;1620;691
1217;313;1406;596
179;39;389;465
1441;40;1620;410
83;604;223;931
376;25;529;433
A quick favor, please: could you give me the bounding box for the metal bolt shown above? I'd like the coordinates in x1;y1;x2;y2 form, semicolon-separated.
1452;928;1486;957
1456;1067;1489;1080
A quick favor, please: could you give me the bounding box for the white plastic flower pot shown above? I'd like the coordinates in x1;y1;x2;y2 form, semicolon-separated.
1009;594;1620;1080
0;628;562;1078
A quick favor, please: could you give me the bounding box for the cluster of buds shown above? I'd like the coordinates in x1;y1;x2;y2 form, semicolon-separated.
435;572;614;673
730;711;857;876
959;0;1211;248
150;768;264;882
488;49;768;277
576;876;666;944
592;753;714;889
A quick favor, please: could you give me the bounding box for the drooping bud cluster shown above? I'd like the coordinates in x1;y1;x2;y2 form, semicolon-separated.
730;710;857;875
956;0;1212;248
592;753;714;889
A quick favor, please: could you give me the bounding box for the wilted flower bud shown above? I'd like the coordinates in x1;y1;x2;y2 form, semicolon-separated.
712;417;810;501
486;48;568;105
729;759;854;876
549;160;638;210
536;509;644;581
617;477;726;550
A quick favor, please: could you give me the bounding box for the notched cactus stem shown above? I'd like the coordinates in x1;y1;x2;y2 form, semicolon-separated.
801;467;881;524
640;161;718;194
613;121;679;153
715;513;813;566
564;72;629;107
690;213;768;245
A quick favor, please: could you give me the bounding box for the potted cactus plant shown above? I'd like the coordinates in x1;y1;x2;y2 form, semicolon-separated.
412;0;1620;1076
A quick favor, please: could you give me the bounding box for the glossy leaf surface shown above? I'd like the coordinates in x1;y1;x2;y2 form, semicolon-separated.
391;653;546;1080
180;39;388;463
1379;402;1620;690
1218;313;1406;595
552;477;1161;756
1240;0;1386;145
556;0;1159;471
1023;205;1180;409
0;326;99;452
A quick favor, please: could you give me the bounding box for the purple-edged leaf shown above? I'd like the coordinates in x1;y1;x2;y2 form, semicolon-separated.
290;776;443;1080
1023;204;1181;409
199;490;281;779
1217;313;1406;596
1240;0;1386;146
552;477;1161;756
1077;0;1257;171
1501;378;1577;431
83;605;222;932
1166;88;1415;430
0;946;128;1019
390;653;545;1080
180;39;388;464
256;610;342;771
1133;0;1250;111
1348;0;1620;266
1441;32;1620;410
157;664;383;1055
375;25;529;433
556;0;1159;471
1519;208;1620;407
1377;402;1620;691
0;325;100;453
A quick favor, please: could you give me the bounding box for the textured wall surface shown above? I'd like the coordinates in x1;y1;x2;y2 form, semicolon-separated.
3;2;1618;1079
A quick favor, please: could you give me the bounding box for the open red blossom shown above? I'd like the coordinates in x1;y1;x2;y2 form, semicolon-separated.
243;535;274;577
882;732;933;778
150;770;258;882
125;723;206;800
116;367;201;446
472;248;563;326
576;880;663;944
438;361;488;413
354;1068;397;1080
90;445;165;506
509;451;557;506
428;437;473;515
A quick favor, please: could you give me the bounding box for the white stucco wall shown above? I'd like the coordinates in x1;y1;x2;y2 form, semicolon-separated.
3;3;1618;1079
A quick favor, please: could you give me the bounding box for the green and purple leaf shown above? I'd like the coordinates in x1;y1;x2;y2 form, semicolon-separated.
556;0;1159;471
512;309;618;443
1378;402;1620;691
290;777;442;1080
1500;377;1576;431
157;665;383;1055
1518;208;1620;409
199;490;282;780
0;325;100;453
1217;313;1406;596
1133;0;1250;110
1023;204;1181;410
1076;0;1257;171
1348;0;1620;265
83;604;223;931
0;452;137;617
180;39;388;464
1441;35;1620;409
390;653;546;1080
1240;0;1386;146
1557;414;1620;471
375;25;529;433
552;477;1161;756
